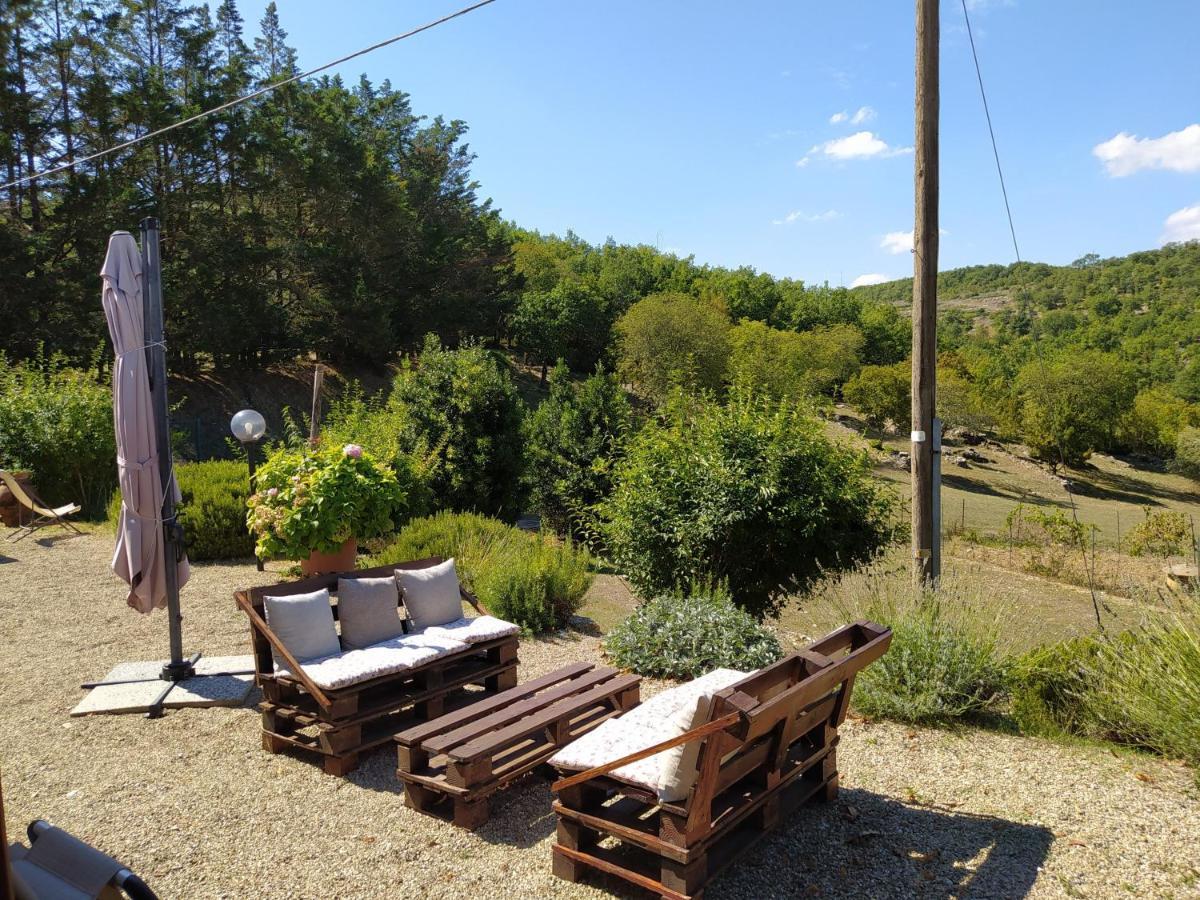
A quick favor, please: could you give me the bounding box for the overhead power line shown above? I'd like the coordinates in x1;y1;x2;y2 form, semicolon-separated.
0;0;497;192
959;0;1107;628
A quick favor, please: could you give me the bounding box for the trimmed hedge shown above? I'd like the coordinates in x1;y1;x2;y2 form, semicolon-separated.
109;460;255;561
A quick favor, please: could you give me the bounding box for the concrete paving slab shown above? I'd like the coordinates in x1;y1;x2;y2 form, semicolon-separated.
71;671;254;716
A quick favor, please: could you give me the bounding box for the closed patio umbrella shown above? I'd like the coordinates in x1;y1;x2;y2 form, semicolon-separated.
100;230;189;614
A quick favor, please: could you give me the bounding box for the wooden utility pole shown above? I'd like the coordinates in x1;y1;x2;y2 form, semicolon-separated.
912;0;939;584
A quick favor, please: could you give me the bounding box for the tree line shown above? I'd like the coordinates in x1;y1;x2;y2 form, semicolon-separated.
1;0;510;367
4;0;1200;474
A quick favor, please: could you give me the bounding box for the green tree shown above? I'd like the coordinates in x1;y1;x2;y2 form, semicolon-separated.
615;292;730;401
791;324;865;397
727;320;813;401
600;393;898;619
1171;427;1200;481
522;362;632;541
844;362;910;429
1015;351;1135;469
511;280;605;382
391;336;525;519
1120;387;1199;457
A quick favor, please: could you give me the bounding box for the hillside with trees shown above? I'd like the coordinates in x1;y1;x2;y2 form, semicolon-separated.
4;0;1200;477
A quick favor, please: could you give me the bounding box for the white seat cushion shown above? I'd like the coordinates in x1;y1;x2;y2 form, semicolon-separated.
549;667;749;802
263;588;341;669
414;615;519;644
337;575;405;650
278;632;469;690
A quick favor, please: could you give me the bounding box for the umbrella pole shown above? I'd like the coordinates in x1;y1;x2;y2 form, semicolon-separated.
140;217;194;684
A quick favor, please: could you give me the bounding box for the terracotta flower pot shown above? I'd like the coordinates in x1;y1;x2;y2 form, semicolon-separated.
300;538;357;576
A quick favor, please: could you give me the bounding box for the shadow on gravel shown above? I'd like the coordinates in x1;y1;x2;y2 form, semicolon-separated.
716;787;1054;900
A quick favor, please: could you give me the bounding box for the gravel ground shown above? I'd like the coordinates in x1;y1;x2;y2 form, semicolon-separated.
1;533;1198;899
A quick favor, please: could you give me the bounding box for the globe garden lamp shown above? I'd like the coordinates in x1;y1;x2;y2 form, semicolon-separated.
231;408;267;444
231;408;267;570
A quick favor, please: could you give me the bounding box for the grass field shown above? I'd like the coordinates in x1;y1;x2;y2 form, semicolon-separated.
580;410;1200;653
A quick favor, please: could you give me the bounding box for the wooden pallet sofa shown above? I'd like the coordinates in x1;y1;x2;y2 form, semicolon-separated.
235;557;520;776
548;620;892;900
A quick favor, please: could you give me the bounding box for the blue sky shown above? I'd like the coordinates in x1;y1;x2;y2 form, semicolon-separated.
224;1;1200;286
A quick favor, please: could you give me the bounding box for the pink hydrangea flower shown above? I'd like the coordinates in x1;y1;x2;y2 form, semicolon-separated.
343;443;363;459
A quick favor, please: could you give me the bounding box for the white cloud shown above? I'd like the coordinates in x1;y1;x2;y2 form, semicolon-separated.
881;230;914;254
798;131;913;166
850;105;875;125
880;228;948;253
772;209;840;226
851;273;889;287
830;106;875;126
1093;124;1200;177
1161;204;1200;244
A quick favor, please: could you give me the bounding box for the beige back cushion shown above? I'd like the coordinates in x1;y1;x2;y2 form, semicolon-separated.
395;558;464;630
656;668;749;802
263;588;341;667
337;575;406;650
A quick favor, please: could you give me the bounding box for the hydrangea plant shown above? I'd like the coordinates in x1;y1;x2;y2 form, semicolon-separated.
247;444;410;560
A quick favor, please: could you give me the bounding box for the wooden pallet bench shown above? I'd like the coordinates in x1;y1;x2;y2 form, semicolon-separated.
395;662;641;829
236;558;520;776
549;621;892;900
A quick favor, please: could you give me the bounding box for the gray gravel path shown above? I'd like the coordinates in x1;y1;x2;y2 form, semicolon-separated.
1;533;1197;898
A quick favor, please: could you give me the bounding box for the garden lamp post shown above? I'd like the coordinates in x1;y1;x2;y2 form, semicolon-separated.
231;408;267;571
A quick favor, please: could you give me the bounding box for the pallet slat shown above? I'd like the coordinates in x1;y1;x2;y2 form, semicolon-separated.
396;663;642;829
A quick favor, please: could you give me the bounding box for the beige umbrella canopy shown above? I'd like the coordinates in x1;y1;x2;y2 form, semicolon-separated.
100;231;189;613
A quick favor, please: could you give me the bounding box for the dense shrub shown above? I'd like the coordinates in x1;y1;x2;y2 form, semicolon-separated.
1090;607;1200;771
0;354;115;517
1005;503;1092;577
1173;426;1200;480
1125;508;1191;558
391;336;525;519
522;363;632;542
849;587;1008;723
110;460;257;561
601;393;898;619
1008;635;1106;737
604;583;782;679
616;292;730;401
318;385;432;512
843;361;909;429
366;511;592;632
1011;609;1200;774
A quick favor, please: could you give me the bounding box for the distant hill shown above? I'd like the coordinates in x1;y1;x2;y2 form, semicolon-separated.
851;242;1200;316
850;244;1200;388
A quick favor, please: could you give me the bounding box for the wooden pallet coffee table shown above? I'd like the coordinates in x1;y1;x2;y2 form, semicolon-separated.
395;662;641;829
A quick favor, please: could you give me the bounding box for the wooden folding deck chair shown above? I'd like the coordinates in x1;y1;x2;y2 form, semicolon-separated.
550;620;892;900
0;471;82;543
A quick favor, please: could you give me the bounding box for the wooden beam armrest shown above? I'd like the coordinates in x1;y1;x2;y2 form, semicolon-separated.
459;586;490;616
235;593;332;710
552;711;741;794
